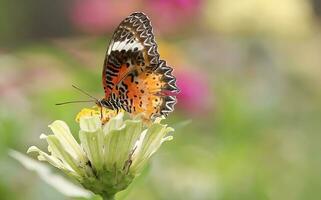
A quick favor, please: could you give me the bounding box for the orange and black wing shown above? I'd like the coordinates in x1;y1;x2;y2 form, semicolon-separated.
102;12;179;119
102;12;159;97
116;60;179;119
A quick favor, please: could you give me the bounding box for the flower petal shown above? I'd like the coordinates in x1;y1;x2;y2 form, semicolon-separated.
10;150;93;198
130;124;174;173
104;119;143;171
79;116;104;172
27;146;65;170
79;115;101;132
103;112;124;133
49;120;87;166
46;135;85;178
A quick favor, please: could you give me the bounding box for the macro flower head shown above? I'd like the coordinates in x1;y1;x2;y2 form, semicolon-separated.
27;107;174;199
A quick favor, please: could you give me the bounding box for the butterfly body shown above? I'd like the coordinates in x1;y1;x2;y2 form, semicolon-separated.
100;12;179;120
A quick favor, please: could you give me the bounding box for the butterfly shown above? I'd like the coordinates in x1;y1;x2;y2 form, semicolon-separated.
97;12;179;120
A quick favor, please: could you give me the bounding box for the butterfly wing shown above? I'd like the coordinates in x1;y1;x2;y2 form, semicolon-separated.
117;60;179;119
102;12;179;119
102;12;159;97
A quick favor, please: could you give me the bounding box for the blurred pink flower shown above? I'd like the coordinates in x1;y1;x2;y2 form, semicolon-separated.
176;69;213;115
70;0;139;34
70;0;203;35
145;0;203;34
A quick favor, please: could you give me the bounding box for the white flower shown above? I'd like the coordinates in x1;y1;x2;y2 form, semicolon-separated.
27;109;174;199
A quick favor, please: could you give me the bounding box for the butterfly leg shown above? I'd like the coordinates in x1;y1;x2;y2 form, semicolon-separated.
100;106;103;120
123;146;137;174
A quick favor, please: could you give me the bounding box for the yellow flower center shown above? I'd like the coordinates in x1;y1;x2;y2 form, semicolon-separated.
75;106;119;124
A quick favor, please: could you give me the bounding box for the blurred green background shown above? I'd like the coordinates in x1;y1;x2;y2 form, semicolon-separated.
1;0;321;199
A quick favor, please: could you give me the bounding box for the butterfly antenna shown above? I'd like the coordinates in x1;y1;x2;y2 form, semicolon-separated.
55;100;95;106
72;85;99;101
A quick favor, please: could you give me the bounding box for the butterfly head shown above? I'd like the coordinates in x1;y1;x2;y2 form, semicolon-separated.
97;98;122;112
96;98;111;109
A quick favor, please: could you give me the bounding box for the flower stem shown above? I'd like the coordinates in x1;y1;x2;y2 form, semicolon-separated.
102;193;115;200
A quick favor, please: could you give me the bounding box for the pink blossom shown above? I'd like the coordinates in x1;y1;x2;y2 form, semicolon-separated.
70;0;203;35
175;69;213;115
70;0;138;34
145;0;203;34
